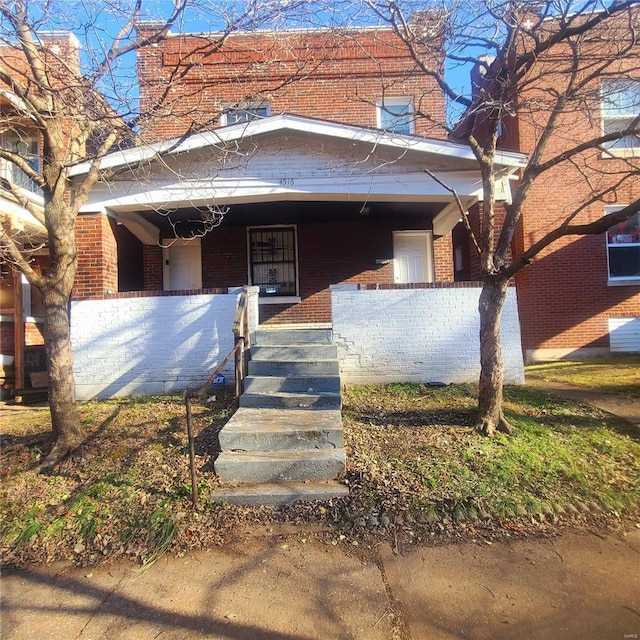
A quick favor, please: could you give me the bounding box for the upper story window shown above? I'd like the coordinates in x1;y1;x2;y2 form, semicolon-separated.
1;129;41;194
607;207;640;282
377;97;414;135
601;80;640;153
221;103;270;126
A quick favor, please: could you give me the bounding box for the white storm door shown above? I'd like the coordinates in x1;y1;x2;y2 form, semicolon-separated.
393;231;433;283
163;240;202;290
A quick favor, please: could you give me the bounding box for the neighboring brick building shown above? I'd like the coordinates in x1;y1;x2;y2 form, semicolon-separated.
71;27;524;328
0;32;81;392
452;11;640;360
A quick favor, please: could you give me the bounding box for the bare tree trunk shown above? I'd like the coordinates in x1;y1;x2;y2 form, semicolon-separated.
475;276;514;436
38;262;84;469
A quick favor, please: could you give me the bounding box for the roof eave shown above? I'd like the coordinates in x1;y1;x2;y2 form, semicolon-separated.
69;114;527;179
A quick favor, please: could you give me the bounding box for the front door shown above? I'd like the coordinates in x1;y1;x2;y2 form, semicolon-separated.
393;231;433;283
163;240;202;290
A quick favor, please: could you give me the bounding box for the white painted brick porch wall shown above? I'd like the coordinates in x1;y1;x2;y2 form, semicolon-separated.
71;293;241;400
331;286;525;385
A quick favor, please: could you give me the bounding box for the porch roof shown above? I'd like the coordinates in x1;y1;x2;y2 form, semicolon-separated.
70;113;527;178
72;114;527;244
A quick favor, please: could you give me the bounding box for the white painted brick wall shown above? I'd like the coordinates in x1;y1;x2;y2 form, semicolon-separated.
331;286;525;385
71;293;244;400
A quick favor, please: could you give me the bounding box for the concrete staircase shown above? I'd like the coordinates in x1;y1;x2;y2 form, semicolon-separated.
212;328;348;505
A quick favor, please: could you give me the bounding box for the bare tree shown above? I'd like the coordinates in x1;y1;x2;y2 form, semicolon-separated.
0;0;308;467
365;0;640;435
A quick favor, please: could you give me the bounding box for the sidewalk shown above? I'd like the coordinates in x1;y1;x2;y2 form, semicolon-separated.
2;527;639;640
527;379;640;427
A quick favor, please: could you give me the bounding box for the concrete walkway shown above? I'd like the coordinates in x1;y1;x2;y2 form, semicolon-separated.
527;379;640;427
2;528;639;640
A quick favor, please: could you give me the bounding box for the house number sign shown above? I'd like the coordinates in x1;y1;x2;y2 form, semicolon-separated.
279;178;295;186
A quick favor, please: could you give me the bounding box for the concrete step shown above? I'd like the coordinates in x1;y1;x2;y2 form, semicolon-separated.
215;449;346;483
251;345;338;360
248;359;339;376
209;480;349;506
244;375;341;394
255;329;333;345
219;408;344;451
239;391;341;410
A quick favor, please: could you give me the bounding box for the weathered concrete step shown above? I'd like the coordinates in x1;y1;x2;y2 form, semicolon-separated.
209;481;349;506
248;359;339;376
251;345;338;360
219;408;344;451
244;375;341;394
215;449;346;483
255;329;333;345
240;391;341;410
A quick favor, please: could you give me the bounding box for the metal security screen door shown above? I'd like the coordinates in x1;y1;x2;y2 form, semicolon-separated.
249;227;297;296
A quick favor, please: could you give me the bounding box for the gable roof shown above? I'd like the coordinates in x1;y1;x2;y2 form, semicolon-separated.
69;113;527;178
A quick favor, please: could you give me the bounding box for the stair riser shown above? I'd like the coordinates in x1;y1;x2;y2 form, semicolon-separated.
244;376;341;394
219;429;344;452
239;393;341;410
255;329;332;345
210;482;349;506
251;345;338;360
215;451;346;483
248;360;339;376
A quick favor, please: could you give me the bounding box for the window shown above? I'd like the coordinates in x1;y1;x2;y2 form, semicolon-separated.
249;227;297;297
377;98;414;135
222;103;270;126
2;129;41;194
607;208;640;282
601;80;640;152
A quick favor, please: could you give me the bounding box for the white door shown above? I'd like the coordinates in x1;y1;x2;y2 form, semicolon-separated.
163;240;202;290
393;231;433;283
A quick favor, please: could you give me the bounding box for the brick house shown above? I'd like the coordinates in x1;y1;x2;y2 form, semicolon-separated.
60;27;527;398
72;27;492;324
454;12;640;361
0;33;81;393
3;19;638;400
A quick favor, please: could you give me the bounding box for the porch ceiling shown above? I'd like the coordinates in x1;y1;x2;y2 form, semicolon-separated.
134;200;446;238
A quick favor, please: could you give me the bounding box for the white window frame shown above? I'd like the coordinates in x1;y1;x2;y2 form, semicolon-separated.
247;225;301;304
377;97;415;135
606;205;640;285
1;128;41;194
601;79;640;158
221;102;270;126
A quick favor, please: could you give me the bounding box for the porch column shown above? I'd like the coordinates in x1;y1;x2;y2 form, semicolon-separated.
74;212;118;299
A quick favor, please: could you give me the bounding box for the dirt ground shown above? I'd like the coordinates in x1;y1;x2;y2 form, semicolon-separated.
2;524;639;640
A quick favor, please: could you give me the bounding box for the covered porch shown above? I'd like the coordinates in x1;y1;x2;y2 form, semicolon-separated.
71;114;525;324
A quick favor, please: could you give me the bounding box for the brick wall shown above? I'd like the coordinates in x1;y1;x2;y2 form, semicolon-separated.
199;218;438;324
433;234;454;282
70;291;257;400
137;29;446;142
512;47;640;358
74;213;118;299
331;284;524;384
142;245;163;290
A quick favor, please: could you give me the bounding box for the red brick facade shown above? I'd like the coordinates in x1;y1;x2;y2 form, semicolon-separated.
511;26;640;358
455;13;640;359
137;29;446;142
200;219;434;324
74;214;118;299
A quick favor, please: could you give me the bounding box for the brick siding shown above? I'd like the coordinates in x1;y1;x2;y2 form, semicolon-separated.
73;213;118;299
332;285;524;384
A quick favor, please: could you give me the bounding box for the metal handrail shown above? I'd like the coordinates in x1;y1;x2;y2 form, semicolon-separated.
184;289;251;506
